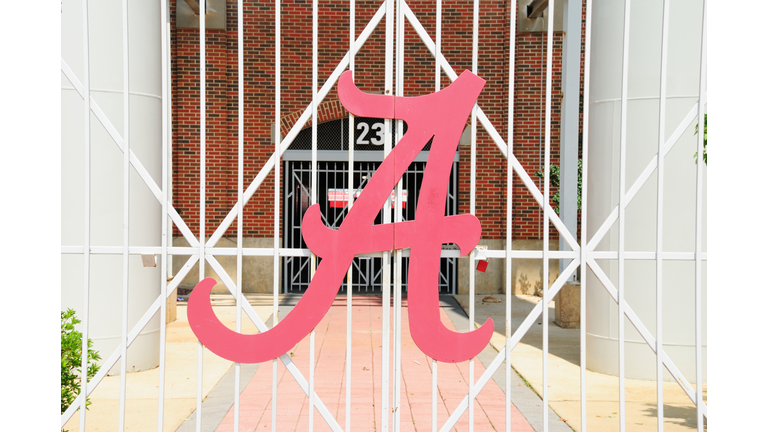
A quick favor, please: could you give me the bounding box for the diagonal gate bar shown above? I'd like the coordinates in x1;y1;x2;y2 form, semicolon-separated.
61;255;199;427
586;258;707;417
204;256;344;431
204;2;386;249
402;1;579;253
60;58;199;248
585;97;705;253
440;258;580;432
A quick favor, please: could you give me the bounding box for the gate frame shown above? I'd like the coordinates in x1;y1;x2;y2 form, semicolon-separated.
59;0;708;431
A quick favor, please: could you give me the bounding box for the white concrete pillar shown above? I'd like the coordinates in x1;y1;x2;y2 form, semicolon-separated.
61;0;163;373
586;0;706;383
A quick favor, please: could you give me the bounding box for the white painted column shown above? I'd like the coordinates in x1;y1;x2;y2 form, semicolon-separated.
586;0;706;383
61;0;163;374
559;0;581;281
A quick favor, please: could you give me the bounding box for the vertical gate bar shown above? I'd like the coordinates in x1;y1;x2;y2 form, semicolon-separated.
311;0;317;211
468;0;479;427
394;241;402;431
453;163;458;293
198;0;207;290
346;0;355;429
118;0;131;427
328;161;332;217
158;0;170;427
432;360;437;432
234;0;246;428
580;0;594;430
694;2;707;430
284;161;289;295
655;0;671;429
543;1;555;429
467;162;476;422
561;0;580;280
618;1;631;430
273;0;281;430
469;0;478;219
309;0;318;428
197;2;207;431
433;0;441;427
381;123;392;425
435;0;441;94
309;328;316;432
79;0;91;429
382;0;394;429
393;189;402;426
505;0;517;429
393;0;405;427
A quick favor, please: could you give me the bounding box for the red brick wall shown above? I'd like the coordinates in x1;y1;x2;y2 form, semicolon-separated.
514;32;563;241
171;0;581;242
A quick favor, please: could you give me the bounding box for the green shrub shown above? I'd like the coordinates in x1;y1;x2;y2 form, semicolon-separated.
534;159;582;215
61;308;101;417
694;114;707;164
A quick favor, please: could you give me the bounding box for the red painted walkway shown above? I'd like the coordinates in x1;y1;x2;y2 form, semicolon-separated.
215;296;534;431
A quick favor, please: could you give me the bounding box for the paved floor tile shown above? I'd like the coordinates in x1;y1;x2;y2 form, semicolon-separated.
209;295;534;432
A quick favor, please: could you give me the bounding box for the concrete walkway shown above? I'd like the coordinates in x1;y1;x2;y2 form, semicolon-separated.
454;295;706;432
181;295;549;432
62;295;275;432
63;293;705;432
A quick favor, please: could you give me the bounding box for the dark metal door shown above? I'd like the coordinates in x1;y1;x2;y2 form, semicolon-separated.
283;157;458;294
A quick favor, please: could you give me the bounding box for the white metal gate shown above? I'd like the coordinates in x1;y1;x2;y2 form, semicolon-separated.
60;0;707;431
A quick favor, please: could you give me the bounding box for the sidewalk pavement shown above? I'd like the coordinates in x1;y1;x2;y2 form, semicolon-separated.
179;295;554;432
62;295;275;432
453;294;706;432
63;293;705;432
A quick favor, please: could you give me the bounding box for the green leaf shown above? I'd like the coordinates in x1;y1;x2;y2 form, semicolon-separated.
694;114;707;165
534;160;583;215
61;309;101;414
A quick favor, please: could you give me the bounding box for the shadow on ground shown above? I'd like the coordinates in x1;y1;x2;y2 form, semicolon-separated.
641;403;707;430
